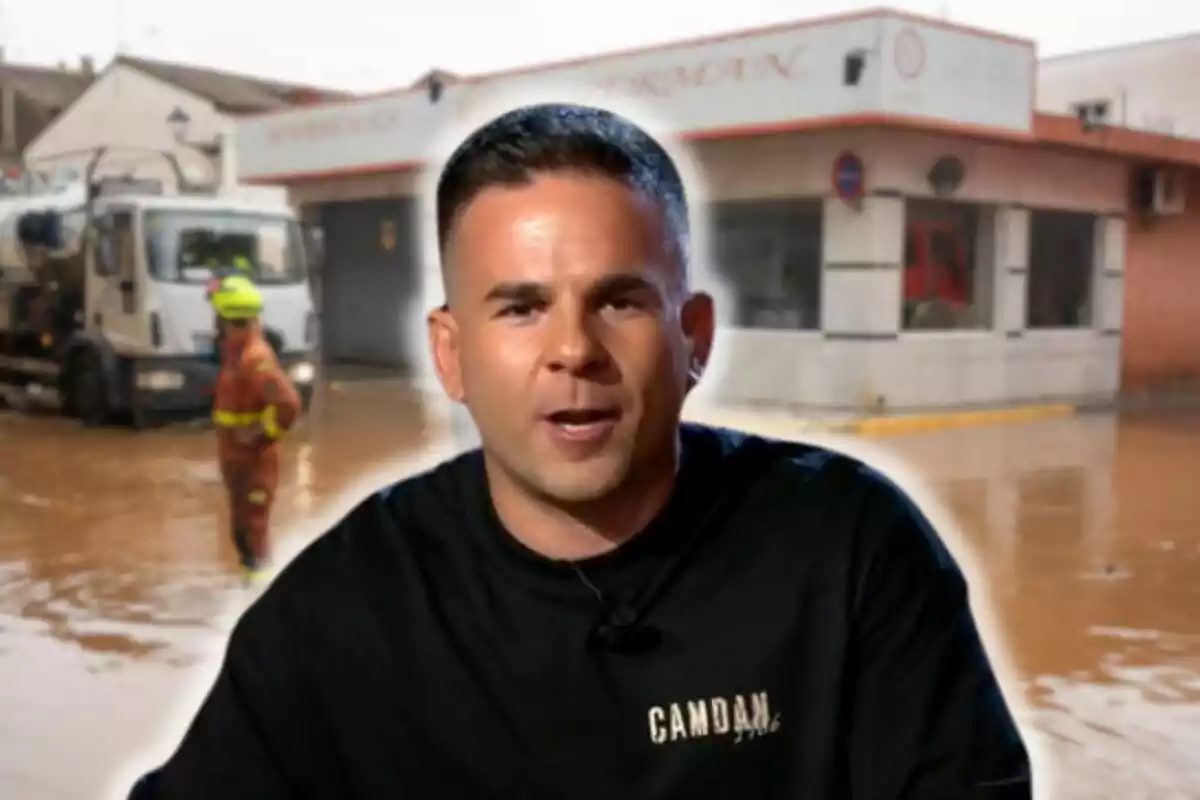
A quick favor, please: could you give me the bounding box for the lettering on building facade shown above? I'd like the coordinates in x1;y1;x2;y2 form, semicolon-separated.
265;107;402;145
596;46;808;99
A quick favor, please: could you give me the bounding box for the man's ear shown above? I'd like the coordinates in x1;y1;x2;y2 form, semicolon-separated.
427;303;465;403
681;291;715;391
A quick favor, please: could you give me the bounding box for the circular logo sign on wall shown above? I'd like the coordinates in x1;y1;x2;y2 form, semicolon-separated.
894;27;926;80
831;151;866;205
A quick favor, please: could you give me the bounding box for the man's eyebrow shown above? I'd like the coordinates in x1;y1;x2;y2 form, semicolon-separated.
587;273;659;298
483;281;549;304
481;273;661;305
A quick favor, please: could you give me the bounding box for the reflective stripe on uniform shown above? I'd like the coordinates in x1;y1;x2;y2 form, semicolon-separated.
261;405;282;439
213;406;287;439
212;409;263;428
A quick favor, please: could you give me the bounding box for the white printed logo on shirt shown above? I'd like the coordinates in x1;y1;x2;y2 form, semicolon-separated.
647;692;782;745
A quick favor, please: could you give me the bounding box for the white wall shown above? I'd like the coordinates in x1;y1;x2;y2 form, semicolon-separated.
1037;35;1200;137
688;129;1125;411
218;127;288;205
235;10;1035;182
22;62;285;204
278;127;1127;411
693;128;1128;212
24;63;222;191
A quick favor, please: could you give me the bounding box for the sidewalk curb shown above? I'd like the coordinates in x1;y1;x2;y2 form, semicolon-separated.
327;378;412;391
686;403;1078;440
327;382;1079;440
839;403;1077;437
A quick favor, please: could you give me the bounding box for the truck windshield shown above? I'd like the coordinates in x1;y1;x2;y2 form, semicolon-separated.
143;210;306;285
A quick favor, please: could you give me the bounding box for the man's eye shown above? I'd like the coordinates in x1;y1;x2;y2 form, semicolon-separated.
603;296;643;313
497;302;540;318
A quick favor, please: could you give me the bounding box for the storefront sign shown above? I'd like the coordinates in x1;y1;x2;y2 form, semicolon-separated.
235;11;1035;182
832;151;866;205
265;107;403;146
597;46;807;98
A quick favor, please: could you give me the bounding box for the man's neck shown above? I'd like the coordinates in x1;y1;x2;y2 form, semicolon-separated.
485;444;680;562
223;338;247;359
223;328;257;357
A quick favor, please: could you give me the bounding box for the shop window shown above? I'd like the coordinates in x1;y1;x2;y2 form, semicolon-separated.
1027;210;1096;328
708;199;822;330
902;198;994;331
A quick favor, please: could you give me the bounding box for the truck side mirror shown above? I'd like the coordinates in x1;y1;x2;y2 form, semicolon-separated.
43;212;64;250
16;210;65;250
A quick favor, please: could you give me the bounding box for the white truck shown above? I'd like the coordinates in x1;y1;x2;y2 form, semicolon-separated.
0;160;319;428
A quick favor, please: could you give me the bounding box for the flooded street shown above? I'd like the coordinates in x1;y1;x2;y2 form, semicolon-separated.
1;388;1198;799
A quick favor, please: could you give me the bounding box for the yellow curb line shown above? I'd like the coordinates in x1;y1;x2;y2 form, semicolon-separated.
681;411;823;440
841;403;1077;437
327;379;410;392
393;401;1078;441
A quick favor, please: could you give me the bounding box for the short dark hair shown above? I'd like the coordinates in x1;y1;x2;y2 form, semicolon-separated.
435;102;690;266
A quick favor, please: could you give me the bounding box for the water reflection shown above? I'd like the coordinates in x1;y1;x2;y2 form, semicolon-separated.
0;386;436;662
0;400;1198;798
837;413;1199;800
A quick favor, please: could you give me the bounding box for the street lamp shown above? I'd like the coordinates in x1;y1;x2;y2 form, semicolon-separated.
166;106;191;145
164;107;223;193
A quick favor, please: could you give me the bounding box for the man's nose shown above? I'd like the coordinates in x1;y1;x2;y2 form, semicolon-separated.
545;303;605;375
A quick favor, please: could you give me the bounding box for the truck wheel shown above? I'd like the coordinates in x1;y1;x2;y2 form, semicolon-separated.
69;349;110;427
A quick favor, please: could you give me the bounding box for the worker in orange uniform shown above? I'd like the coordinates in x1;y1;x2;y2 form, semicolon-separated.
203;256;254;364
208;275;302;585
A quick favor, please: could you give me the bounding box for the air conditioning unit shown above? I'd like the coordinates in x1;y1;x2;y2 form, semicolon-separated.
1152;169;1186;214
1134;167;1186;216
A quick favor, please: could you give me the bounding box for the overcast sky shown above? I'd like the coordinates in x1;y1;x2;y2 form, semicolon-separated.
2;0;1195;92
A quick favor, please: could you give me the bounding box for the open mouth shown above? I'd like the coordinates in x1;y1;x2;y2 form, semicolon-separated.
543;408;622;442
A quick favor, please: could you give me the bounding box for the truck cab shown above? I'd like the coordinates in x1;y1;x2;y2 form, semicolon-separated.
1;179;318;426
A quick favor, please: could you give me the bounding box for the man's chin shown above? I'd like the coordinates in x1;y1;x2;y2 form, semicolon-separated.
531;458;630;505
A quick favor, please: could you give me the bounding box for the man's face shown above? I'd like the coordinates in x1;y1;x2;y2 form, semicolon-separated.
429;172;714;503
221;318;255;346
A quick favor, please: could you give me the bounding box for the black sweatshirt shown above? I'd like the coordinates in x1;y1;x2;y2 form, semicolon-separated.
131;425;1031;799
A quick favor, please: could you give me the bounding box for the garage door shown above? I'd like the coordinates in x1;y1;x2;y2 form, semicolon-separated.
317;197;422;370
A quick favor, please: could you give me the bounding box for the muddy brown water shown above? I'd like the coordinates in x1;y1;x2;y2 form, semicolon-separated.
1;387;1197;799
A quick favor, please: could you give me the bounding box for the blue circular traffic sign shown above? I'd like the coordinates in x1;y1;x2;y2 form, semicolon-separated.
832;151;865;203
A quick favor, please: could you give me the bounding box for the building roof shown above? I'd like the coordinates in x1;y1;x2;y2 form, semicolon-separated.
114;55;354;114
1032;112;1200;166
1040;30;1200;64
233;7;1200;184
408;69;463;89
0;62;92;113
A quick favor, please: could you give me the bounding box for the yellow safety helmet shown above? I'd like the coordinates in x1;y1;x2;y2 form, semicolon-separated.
209;274;263;320
232;255;252;273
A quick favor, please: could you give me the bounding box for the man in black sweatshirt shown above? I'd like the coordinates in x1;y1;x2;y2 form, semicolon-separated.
129;102;1031;799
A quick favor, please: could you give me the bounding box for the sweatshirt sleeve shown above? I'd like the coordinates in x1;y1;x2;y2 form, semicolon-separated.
128;591;332;798
846;472;1032;799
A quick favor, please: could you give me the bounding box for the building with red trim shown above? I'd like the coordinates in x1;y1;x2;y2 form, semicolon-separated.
1038;34;1200;396
233;8;1200;410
